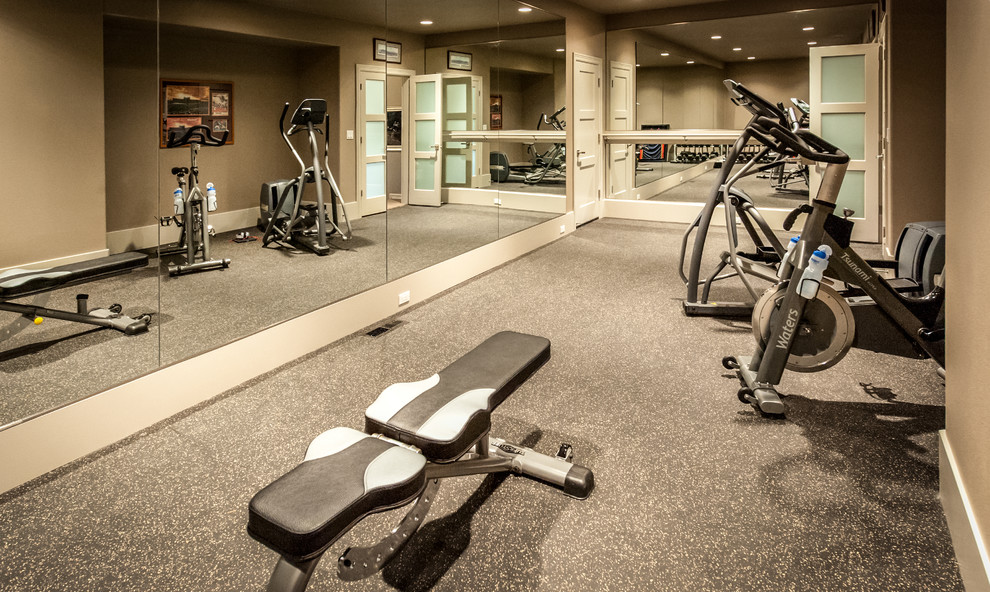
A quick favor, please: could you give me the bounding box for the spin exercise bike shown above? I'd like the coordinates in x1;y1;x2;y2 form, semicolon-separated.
260;99;352;256
717;80;945;416
524;106;566;184
161;125;231;276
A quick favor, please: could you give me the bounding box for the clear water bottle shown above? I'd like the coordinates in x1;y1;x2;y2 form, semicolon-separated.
798;246;831;300
206;182;217;212
777;236;800;279
173;187;184;215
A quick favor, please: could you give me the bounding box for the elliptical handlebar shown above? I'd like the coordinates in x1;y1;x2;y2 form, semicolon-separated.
725;79;849;165
166;125;228;148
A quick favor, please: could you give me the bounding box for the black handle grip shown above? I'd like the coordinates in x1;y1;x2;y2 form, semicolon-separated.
754;116;849;165
783;204;814;231
166;125;228;148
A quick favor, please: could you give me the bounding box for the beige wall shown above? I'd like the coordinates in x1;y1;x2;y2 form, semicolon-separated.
946;0;990;573
637;65;726;129
724;58;810;130
885;0;945;252
0;0;107;268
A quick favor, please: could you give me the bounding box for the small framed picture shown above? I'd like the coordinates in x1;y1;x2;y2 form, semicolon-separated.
165;85;210;116
374;38;402;63
213;119;228;133
211;92;230;116
448;50;472;71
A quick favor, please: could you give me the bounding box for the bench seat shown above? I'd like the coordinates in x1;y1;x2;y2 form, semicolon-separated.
0;252;149;299
248;428;427;561
365;331;550;462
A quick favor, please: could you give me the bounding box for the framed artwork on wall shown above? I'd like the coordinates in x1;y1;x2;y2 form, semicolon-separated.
160;79;234;147
490;95;502;130
448;50;472;71
374;38;402;63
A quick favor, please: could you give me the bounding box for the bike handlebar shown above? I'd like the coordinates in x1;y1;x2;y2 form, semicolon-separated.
166;125;228;148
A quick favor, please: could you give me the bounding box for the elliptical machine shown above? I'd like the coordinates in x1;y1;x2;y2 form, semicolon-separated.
260;99;352;256
161;125;231;276
524;106;566;184
717;80;945;416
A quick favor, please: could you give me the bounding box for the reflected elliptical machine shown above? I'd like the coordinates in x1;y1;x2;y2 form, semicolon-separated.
715;80;945;416
260;99;352;256
525;106;566;184
161;125;232;276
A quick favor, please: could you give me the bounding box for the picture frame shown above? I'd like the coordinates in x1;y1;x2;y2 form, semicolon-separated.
490;95;503;130
161;79;234;147
374;38;402;64
448;50;472;71
386;108;402;147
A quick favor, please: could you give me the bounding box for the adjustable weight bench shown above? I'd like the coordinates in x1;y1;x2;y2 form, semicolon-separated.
0;252;151;336
248;331;594;591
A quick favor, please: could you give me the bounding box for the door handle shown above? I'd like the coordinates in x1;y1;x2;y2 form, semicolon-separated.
431;144;440;158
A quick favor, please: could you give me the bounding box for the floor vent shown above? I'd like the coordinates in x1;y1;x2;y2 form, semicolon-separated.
366;320;404;337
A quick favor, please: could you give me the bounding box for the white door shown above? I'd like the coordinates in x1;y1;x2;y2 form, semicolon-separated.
357;65;387;216
809;43;880;242
573;53;602;225
442;76;473;189
408;74;443;207
608;60;635;200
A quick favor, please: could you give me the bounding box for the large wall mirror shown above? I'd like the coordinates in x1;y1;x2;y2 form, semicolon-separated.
605;6;874;208
0;0;566;435
383;0;566;281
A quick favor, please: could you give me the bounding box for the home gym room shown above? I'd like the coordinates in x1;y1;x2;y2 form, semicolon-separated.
1;0;987;591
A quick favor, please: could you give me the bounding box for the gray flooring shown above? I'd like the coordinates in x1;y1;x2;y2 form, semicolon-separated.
0;219;960;591
0;204;553;428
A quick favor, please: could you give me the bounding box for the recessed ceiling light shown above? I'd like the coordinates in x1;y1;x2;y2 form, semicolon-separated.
518;6;532;12
555;48;565;52
803;26;815;31
636;63;641;67
661;52;670;56
808;41;817;45
686;60;695;64
420;20;433;25
732;47;742;51
711;35;721;40
747;56;756;60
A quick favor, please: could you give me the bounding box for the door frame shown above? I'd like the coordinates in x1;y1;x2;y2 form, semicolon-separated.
572;52;603;225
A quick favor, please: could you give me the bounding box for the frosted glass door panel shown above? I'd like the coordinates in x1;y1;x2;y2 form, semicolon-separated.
415;159;435;190
821;113;865;160
416;81;437;113
445;154;467;184
366;79;385;114
821;55;865;103
415;120;435;152
366;121;385;157
446;83;468;113
366;161;385;198
835;170;865;214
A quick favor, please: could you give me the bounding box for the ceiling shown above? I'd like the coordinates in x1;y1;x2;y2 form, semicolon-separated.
637;4;876;65
241;0;875;64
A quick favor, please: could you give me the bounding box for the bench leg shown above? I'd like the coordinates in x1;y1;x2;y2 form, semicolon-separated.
266;555;321;592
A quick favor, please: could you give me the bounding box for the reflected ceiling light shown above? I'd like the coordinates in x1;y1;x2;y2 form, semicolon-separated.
556;48;565;52
711;35;722;40
420;20;433;25
808;41;817;45
686;60;695;64
732;47;742;51
518;6;533;12
661;52;670;56
636;63;641;67
803;26;815;31
747;56;756;60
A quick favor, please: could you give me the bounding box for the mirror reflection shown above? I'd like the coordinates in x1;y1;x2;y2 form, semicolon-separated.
383;0;565;281
607;7;872;207
0;8;160;428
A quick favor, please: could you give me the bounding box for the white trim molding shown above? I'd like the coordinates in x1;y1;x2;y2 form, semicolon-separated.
940;430;990;592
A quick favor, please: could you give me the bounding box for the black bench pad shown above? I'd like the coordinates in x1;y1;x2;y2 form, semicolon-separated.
248;427;427;561
365;331;551;462
0;252;149;299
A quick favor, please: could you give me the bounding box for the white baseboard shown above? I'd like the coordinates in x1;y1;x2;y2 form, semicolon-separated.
0;249;111;274
0;212;573;493
940;430;990;592
105;203;361;254
446;187;566;214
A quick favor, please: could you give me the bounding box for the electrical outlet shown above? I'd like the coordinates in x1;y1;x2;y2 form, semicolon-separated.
559;224;566;234
398;290;410;305
346;130;354;140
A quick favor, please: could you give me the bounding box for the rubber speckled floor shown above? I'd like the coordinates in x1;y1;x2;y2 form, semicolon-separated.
0;219;960;591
